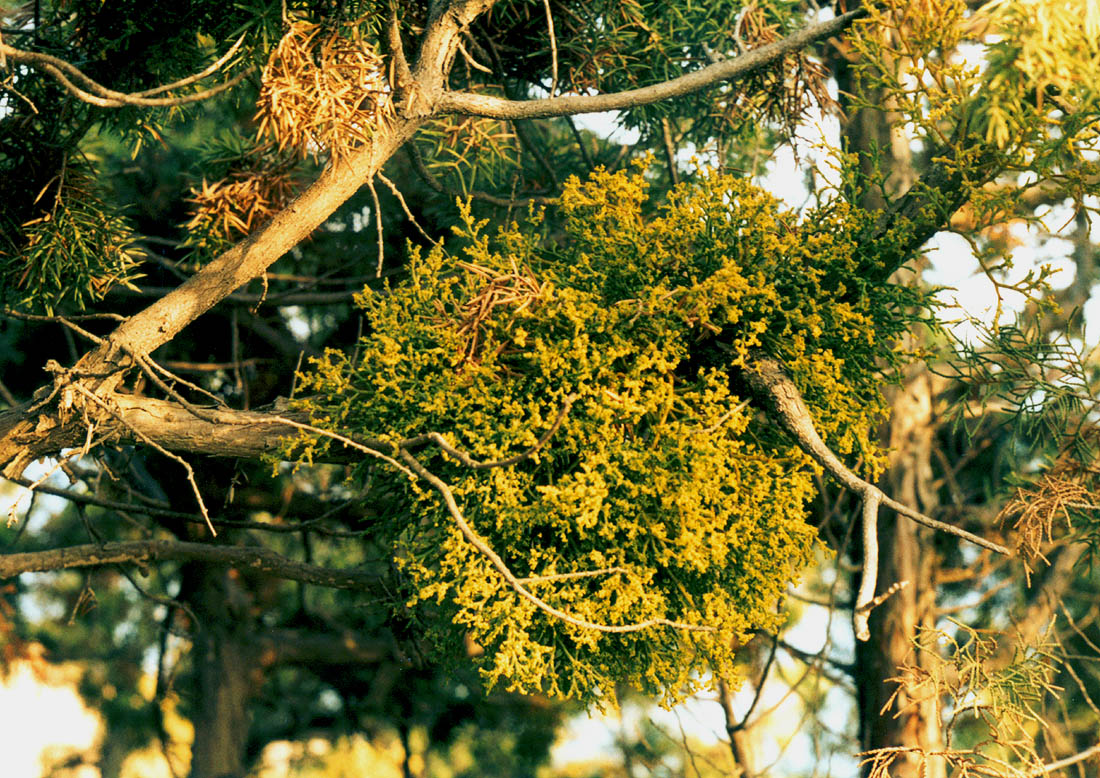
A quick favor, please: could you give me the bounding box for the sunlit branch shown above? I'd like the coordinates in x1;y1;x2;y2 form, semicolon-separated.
0;35;246;107
742;353;1010;641
437;9;865;120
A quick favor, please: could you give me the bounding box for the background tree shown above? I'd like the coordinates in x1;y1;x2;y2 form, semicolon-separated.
2;1;1100;776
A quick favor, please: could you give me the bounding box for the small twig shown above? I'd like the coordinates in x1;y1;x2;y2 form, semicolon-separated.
377;171;439;245
0;34;245;108
263;415;417;480
406;143;554;207
770;635;855;676
400;449;715;634
67;573;97;624
0;376;17;407
56;316;105;345
660;116;681;187
702;398;751;434
7;425;95;527
455;36;492;74
159;359;270;373
1026;742;1100;776
368;176;385;277
518;566;629;584
786;587;851;609
733;635;779;731
417;393;577;469
126;351;229;418
289;350;305;400
116;563;200;631
541;0;559;97
70;384;216;537
3;309;127;322
5;476;369;537
564;116;595;171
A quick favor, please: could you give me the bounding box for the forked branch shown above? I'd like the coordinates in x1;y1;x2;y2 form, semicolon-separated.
742;354;1010;640
399;449;715;635
0;35;246;108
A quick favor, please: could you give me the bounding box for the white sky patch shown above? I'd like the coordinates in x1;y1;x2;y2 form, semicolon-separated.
2;458;78;534
281;305;314;342
573;111;642;147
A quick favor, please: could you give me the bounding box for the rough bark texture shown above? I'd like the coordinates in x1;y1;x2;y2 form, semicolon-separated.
856;370;946;778
0;3;874;485
185;562;258;778
838;25;947;776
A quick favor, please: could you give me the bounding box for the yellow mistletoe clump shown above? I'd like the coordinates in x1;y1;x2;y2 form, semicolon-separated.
291;167;928;707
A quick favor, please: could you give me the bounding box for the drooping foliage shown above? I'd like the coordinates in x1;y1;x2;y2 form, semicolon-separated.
292;165;930;705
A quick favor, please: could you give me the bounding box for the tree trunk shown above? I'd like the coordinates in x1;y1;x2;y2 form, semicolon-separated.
856;370;946;778
836;23;946;776
184;562;257;778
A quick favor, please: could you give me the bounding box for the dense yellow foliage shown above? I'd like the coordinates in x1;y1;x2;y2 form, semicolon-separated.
292;167;926;706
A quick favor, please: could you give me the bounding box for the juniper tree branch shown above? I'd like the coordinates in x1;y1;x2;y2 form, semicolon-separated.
742;353;1009;641
0;2;859;478
1028;743;1100;777
0;539;383;590
437;9;865;119
0;36;246;107
743;355;1008;555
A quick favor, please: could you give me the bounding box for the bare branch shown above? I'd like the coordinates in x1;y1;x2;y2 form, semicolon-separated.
399;449;715;634
853;489;882;641
742;354;1010;557
0;36;246;107
0;539;383;590
541;0;558;97
70;382;216;536
437;10;865;120
1028;743;1100;776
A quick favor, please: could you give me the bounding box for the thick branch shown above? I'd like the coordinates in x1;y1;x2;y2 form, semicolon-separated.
743;350;1008;642
742;354;1008;556
0;539;383;590
437;9;865;119
110;395;333;460
77;122;421;377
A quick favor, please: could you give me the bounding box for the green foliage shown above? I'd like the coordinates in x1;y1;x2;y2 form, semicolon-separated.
484;0;811;140
290;166;928;707
0;171;145;312
979;0;1100;150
